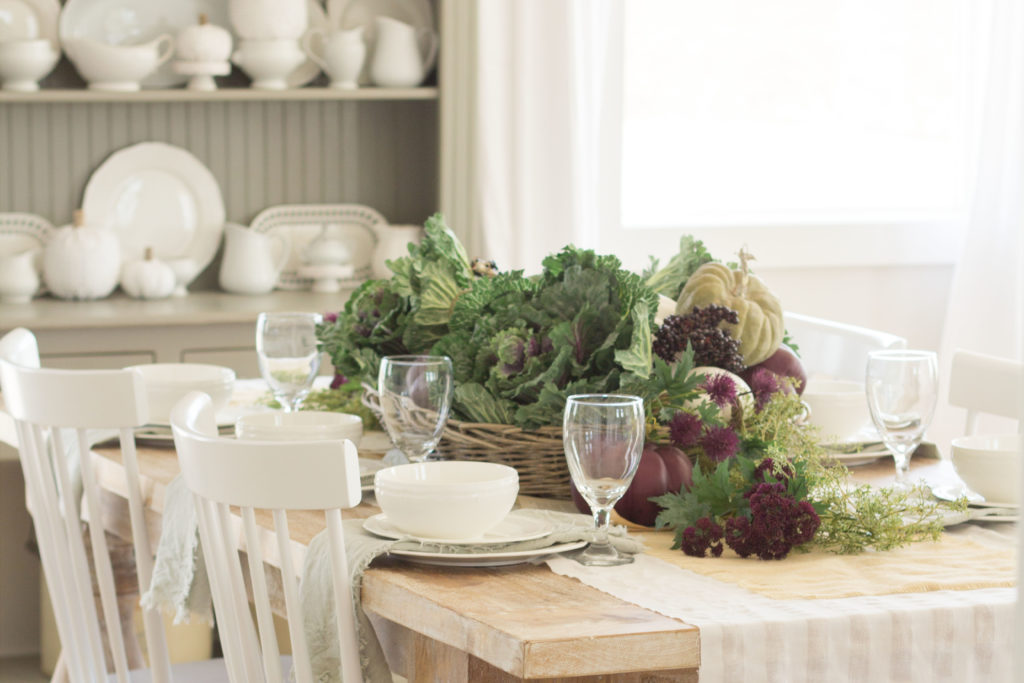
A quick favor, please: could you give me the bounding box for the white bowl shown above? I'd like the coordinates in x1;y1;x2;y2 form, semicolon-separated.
231;38;305;90
127;363;236;424
235;411;362;446
802;379;872;442
0;39;59;92
951;434;1022;505
374;461;519;540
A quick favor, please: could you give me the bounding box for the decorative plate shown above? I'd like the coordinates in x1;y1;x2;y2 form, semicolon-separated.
249;203;385;290
0;212;53;294
364;511;554;545
82;142;225;281
59;0;233;88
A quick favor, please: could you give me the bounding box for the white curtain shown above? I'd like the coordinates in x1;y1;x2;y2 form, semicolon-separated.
471;0;621;273
933;0;1024;448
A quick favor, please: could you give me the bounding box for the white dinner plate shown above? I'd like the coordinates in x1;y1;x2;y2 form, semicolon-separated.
0;213;52;294
388;540;588;567
364;510;554;546
249;204;384;290
331;0;436;85
59;0;233;88
0;0;59;45
931;484;1018;509
82;142;225;278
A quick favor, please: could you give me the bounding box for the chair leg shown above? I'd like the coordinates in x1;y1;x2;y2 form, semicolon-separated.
49;652;68;683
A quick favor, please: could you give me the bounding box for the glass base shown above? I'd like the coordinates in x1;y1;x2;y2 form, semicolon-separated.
574;542;635;567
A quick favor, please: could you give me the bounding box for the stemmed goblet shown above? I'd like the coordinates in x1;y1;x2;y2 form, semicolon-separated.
378;355;454;462
256;311;323;412
563;394;645;566
865;349;939;489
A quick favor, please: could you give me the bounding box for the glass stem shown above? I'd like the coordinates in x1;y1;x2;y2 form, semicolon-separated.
591;506;612;547
893;450;911;484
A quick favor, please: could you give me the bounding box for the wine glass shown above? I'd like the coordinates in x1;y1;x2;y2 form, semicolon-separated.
378;355;454;462
563;394;645;566
256;312;323;412
865;350;939;489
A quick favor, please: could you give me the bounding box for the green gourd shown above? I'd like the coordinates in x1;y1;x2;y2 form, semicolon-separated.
675;248;783;366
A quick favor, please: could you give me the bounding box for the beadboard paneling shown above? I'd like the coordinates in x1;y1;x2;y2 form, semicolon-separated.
0;98;438;236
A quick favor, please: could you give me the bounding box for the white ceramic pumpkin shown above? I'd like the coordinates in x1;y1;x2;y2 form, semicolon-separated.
121;247;177;300
43;210;121;300
685;366;755;422
176;14;233;63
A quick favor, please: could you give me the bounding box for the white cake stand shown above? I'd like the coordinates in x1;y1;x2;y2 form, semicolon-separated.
172;61;231;92
298;264;355;293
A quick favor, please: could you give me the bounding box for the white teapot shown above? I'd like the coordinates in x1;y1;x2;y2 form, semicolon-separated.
218;223;291;295
369;16;437;88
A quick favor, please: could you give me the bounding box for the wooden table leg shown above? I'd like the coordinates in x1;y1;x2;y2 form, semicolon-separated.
82;523;145;672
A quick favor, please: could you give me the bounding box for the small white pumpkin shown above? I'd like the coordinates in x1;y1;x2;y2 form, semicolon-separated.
43;210;121;300
685;366;755;422
121;247;176;300
176;14;233;63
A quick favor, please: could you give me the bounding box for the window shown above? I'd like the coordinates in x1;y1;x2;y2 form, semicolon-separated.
608;0;980;269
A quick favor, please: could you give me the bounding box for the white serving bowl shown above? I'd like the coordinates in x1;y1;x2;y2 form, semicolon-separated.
231;38;305;90
802;379;872;442
0;39;60;92
127;363;236;424
374;461;519;540
951;434;1022;505
235;411;362;446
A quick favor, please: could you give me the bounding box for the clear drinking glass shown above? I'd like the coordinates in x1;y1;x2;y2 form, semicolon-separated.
256;312;323;412
563;394;645;566
865;349;939;489
378;355;454;462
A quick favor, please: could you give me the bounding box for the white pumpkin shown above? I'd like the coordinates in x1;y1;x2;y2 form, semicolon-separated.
43;210;121;300
121;247;176;300
176;14;233;63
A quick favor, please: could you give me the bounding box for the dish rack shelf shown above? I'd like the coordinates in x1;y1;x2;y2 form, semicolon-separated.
0;86;439;104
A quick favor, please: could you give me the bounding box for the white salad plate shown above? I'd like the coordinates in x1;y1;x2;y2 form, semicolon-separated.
387;540;588;568
331;0;435;84
249;204;384;290
0;0;59;46
59;0;232;88
364;510;554;545
82;142;225;278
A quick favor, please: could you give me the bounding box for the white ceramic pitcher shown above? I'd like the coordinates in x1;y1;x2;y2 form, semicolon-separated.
0;247;41;303
218;223;291;295
369;16;437;88
302;26;365;89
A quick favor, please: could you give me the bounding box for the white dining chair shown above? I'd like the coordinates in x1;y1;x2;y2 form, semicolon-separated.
170;391;365;683
0;327;228;683
783;311;907;382
948;348;1024;435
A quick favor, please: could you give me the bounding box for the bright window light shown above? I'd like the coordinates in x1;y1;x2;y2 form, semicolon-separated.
621;0;973;229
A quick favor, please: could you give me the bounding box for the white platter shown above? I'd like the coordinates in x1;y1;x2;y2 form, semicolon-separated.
0;213;51;294
331;0;436;85
82;142;225;279
388;540;588;568
0;0;59;46
59;0;233;88
249;204;384;290
364;510;553;546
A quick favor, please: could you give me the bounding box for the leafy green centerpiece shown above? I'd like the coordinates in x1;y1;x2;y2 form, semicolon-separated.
317;214;960;560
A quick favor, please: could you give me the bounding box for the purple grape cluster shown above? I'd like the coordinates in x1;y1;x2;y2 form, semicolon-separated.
653;305;745;373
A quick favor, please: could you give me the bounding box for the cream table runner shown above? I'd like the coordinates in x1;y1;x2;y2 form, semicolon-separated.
547;523;1016;682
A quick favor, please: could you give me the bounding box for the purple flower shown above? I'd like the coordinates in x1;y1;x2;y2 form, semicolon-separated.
330;373;349;389
669;412;703;449
323;311;339;324
680;516;724;557
747;367;780;412
701;425;740;462
700;373;738;408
